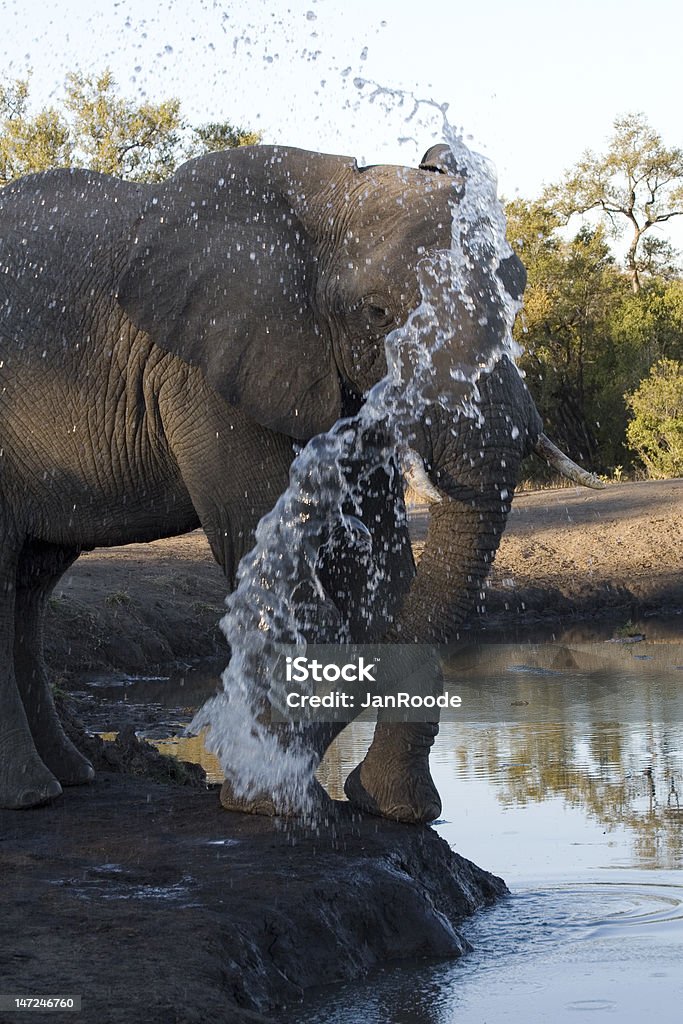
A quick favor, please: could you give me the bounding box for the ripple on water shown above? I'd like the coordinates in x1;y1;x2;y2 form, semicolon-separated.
285;881;683;1024
579;882;683;938
461;882;683;958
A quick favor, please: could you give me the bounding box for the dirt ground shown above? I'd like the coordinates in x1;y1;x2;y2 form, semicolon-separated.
414;476;683;625
46;478;683;677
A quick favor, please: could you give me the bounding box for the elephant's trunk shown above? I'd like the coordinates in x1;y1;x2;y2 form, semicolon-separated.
397;485;511;642
395;357;539;643
394;356;603;643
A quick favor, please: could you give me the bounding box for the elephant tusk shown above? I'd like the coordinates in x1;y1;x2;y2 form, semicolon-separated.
533;434;606;489
342;514;372;539
400;448;443;504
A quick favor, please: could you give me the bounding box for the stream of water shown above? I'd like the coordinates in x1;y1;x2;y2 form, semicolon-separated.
189;120;524;810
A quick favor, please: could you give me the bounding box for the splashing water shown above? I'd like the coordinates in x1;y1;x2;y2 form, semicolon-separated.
190;114;523;812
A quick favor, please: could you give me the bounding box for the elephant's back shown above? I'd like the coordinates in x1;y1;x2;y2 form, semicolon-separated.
0;169;149;351
0;168;149;298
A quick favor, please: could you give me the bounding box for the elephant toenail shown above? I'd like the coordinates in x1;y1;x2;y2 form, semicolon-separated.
21;779;63;807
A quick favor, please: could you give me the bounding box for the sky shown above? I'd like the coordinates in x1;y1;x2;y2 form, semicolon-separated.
1;0;682;248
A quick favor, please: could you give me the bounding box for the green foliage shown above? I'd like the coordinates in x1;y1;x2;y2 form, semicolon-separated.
0;76;72;184
0;69;260;186
625;359;683;478
507;197;628;468
544;113;683;292
63;70;183;182
187;121;261;157
508;176;683;479
611;280;683;379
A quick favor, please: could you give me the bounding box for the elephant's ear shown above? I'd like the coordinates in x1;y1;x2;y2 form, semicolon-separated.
117;145;354;440
419;144;462;176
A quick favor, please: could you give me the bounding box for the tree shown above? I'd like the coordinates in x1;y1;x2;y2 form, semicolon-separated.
187;122;261;157
625;359;683;477
0;77;71;184
0;70;261;186
545;113;683;294
506;197;627;468
611;278;683;376
64;70;183;182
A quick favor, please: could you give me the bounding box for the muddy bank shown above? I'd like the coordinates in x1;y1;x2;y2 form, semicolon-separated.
491;478;683;623
47;532;229;678
45;479;683;679
0;777;505;1024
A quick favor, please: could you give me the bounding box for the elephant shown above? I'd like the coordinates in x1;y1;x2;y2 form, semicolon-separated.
0;142;595;816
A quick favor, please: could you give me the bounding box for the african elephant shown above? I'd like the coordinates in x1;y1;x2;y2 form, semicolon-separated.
0;143;592;816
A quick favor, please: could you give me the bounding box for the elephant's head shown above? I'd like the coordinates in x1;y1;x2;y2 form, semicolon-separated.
116;144;472;440
387;145;601;642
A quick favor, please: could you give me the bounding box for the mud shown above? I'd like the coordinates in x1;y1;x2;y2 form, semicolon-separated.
0;777;504;1024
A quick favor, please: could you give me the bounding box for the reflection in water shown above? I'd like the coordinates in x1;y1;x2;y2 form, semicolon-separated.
148;644;683;872
433;719;683;871
154;734;224;784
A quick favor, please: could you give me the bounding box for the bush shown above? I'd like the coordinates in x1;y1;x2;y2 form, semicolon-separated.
625;359;683;478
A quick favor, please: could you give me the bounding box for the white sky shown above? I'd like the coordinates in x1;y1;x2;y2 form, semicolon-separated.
2;0;682;247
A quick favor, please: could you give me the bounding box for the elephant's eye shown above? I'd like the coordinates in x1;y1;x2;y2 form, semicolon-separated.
364;301;394;331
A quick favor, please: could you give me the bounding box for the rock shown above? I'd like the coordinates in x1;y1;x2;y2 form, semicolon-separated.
0;774;506;1024
55;692;207;788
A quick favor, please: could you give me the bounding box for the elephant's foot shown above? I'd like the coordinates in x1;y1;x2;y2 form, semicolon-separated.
344;720;442;824
344;759;441;824
34;728;95;788
219;775;332;818
0;733;63;809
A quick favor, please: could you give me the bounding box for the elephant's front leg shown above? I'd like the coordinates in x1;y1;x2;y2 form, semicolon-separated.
344;719;442;824
315;447;443;823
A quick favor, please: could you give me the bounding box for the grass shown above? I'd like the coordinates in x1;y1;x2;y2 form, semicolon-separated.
613;619;643;639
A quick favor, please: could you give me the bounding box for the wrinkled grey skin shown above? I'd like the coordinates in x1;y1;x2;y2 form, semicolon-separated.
0;144;541;818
